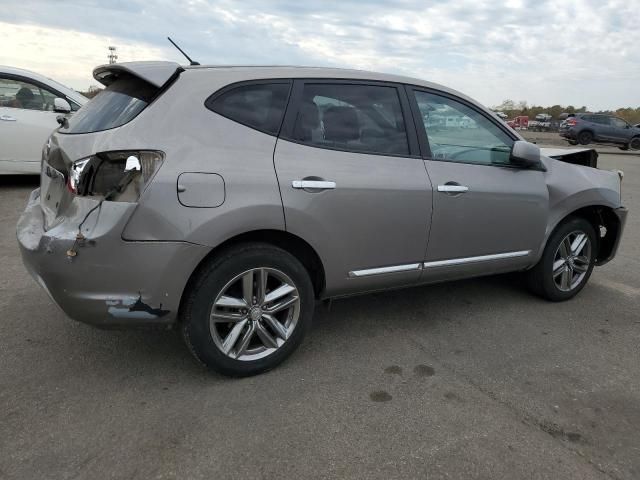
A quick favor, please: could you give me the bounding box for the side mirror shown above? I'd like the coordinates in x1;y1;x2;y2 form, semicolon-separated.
53;97;71;114
510;140;543;169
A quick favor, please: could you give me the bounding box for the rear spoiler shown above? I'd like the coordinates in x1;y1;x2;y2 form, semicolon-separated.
540;147;598;168
93;61;183;88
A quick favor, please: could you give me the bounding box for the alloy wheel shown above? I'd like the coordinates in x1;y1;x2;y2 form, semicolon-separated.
209;268;301;361
552;230;592;292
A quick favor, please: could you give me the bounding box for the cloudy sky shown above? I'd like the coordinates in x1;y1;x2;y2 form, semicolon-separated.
1;0;638;110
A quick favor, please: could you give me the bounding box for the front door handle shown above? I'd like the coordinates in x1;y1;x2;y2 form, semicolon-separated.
292;180;336;190
437;184;469;194
0;115;17;122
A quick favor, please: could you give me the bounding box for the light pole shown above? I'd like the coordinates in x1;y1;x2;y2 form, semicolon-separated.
108;46;118;64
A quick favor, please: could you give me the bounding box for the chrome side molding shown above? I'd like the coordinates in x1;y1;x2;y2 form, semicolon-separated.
348;251;531;278
348;263;422;278
423;250;531;268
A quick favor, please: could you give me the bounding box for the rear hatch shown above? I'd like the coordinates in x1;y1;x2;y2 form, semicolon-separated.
40;61;182;229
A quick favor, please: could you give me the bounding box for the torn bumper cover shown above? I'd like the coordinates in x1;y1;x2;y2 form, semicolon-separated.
16;188;209;328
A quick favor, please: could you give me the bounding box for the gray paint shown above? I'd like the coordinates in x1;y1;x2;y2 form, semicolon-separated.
16;62;627;327
93;61;181;88
177;172;225;208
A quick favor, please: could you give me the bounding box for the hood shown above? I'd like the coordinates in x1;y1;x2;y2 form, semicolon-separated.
540;147;598;168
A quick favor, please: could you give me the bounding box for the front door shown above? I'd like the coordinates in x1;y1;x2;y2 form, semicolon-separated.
410;88;549;282
274;81;432;296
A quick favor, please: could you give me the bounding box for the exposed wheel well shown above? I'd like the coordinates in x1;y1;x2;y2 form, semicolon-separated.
563;206;621;264
180;230;326;317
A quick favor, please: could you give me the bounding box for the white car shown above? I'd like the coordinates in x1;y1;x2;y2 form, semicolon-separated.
0;66;88;174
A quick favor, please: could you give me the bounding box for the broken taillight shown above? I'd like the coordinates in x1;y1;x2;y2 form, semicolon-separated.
67;150;163;201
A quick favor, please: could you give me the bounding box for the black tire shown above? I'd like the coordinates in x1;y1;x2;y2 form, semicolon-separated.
577;131;593;145
630;136;640;151
526;217;598;302
619;145;629;151
181;243;315;377
567;140;578;146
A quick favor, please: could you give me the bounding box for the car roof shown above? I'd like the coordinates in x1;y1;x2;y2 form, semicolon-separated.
185;64;457;94
0;65;88;105
92;61;518;137
95;61;478;107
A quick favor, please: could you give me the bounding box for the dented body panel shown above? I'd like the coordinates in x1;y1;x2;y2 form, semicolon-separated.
17;188;209;327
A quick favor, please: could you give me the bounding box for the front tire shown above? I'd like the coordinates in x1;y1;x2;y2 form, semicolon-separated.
526;217;597;301
181;243;314;377
630;136;640;151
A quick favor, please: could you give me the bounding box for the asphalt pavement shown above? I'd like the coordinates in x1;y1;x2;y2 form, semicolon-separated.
1;153;638;480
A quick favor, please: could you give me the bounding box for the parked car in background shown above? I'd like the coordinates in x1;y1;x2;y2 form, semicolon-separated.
528;113;552;132
559;113;640;150
0;66;87;174
507;115;529;130
17;62;627;376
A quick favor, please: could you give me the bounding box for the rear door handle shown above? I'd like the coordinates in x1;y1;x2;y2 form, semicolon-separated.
292;180;336;190
0;115;17;121
437;184;469;193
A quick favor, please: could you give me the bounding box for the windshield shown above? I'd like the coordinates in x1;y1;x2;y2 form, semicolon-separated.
60;75;157;134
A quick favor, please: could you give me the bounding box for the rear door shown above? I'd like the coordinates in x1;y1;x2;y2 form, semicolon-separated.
274;80;432;296
408;87;549;282
0;76;63;172
588;115;614;141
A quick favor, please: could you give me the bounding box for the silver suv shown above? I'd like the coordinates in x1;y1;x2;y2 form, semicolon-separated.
17;62;627;376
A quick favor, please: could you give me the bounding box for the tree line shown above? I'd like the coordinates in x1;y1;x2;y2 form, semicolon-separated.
492;100;640;124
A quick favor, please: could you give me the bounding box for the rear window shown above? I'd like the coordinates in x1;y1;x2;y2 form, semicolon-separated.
60;75;157;134
205;82;291;135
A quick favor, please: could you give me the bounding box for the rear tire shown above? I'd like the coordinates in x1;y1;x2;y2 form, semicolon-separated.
577;131;593;145
181;243;314;377
526;217;597;301
568;140;578;146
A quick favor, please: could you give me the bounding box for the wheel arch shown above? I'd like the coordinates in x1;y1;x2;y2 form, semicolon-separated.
577;128;595;142
178;229;326;320
547;205;622;265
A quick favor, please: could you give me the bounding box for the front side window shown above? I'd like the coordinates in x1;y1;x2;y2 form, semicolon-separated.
288;83;409;156
0;77;59;111
206;82;291;135
609;117;628;129
414;90;514;165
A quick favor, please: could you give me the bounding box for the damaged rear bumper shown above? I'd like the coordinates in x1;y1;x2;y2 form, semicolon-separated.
17;188;210;328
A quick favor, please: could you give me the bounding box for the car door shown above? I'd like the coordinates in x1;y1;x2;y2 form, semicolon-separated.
274;80;432;297
589;115;614;141
408;88;549;283
607;116;633;143
0;76;62;172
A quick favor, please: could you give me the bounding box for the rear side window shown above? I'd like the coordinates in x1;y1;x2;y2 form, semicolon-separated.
286;83;409;156
206;82;291;135
60;75;157;134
